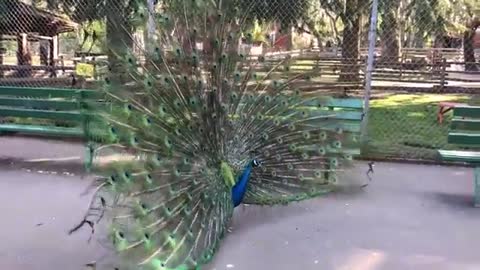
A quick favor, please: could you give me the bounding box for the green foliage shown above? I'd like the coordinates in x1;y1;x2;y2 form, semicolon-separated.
251;20;269;44
75;62;95;77
404;0;480;43
240;0;311;27
309;0;346;44
79;20;107;53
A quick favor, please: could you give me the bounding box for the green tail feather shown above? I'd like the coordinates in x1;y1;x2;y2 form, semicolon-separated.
78;0;360;269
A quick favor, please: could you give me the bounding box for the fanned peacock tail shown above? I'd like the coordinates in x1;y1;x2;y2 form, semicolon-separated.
77;0;360;269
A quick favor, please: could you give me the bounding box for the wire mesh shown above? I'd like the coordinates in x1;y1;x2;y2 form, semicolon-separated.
362;0;480;161
0;0;479;161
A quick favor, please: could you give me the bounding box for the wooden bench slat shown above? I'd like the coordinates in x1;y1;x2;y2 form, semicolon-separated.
301;98;364;109
448;133;480;146
304;122;361;133
438;150;480;163
328;148;361;156
451;118;480;131
237;100;364;121
0;86;101;99
300;145;361;156
453;106;480;118
0;86;80;98
0;98;79;111
0;124;83;137
0;107;83;121
304;110;363;121
282;110;363;121
239;98;364;110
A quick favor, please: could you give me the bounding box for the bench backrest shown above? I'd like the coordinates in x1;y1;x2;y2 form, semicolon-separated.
300;97;364;157
0;87;364;150
449;105;480;147
0;86;101;121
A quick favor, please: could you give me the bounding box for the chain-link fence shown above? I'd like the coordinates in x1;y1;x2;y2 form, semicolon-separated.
362;0;480;161
0;0;479;161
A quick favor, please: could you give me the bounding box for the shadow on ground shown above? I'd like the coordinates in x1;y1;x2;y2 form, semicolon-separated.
422;192;475;209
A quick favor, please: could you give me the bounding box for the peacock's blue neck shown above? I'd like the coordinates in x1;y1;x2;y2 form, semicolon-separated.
231;162;253;207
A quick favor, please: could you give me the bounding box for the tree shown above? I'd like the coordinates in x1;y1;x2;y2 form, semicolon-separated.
404;0;439;48
312;0;370;82
404;0;479;69
463;17;479;71
104;0;134;81
338;0;365;81
239;0;311;50
317;0;346;44
33;0;135;81
379;0;400;63
460;0;480;71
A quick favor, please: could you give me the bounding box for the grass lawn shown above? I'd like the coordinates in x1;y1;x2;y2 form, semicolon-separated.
365;93;480;160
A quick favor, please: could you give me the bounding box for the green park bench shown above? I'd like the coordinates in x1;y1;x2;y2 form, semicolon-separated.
235;95;364;158
438;105;480;207
0;86;100;137
300;97;364;158
0;86;364;170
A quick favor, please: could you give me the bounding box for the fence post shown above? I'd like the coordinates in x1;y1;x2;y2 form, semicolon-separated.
360;0;379;149
440;58;447;91
77;89;93;172
0;47;4;79
400;54;405;80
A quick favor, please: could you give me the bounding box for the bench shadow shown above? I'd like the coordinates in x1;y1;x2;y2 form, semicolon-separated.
423;191;474;209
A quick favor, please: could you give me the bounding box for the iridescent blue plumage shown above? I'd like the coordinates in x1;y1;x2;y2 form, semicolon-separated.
232;160;258;207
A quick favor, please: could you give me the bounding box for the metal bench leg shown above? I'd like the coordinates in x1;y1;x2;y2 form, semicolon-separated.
475;167;480;208
84;143;94;173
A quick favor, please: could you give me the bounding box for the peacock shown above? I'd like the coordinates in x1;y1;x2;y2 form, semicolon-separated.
73;0;364;269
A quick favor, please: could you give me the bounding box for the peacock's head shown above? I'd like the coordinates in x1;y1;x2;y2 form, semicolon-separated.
251;159;261;167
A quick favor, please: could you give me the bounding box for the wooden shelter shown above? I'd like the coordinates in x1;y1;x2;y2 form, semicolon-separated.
0;0;76;77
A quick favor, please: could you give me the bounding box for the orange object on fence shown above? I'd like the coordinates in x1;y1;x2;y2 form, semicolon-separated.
437;101;467;124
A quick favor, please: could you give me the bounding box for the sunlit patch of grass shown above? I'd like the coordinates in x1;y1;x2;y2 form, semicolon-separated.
370;94;470;108
365;93;477;160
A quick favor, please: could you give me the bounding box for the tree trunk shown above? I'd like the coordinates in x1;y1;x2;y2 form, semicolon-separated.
48;36;58;78
413;31;425;48
106;0;134;84
339;0;362;82
16;33;31;77
303;19;323;49
463;19;479;71
380;0;400;63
